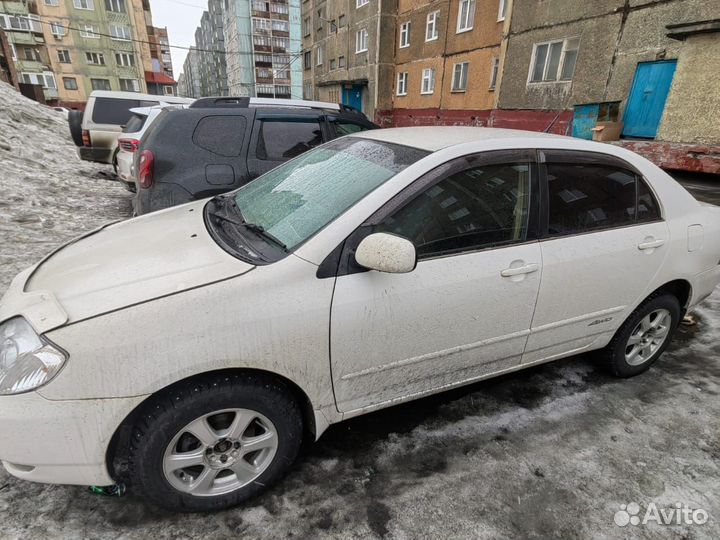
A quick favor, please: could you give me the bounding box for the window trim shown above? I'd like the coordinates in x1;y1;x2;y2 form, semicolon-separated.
451;61;468;92
497;0;507;21
426;10;440;42
456;0;475;33
537;149;664;240
355;28;368;53
396;71;408;96
528;36;580;84
420;67;435;94
399;21;410;48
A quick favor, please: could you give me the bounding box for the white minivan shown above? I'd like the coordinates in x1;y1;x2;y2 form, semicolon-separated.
1;127;719;512
68;90;193;168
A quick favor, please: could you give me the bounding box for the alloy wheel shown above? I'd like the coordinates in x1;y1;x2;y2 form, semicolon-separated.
625;308;672;366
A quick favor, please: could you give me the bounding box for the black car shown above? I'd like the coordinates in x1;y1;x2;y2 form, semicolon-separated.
133;97;378;215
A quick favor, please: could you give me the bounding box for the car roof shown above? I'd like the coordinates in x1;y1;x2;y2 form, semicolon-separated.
349;126;572;151
88;90;194;104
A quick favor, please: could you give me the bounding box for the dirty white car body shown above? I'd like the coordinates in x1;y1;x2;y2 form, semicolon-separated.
1;127;719;511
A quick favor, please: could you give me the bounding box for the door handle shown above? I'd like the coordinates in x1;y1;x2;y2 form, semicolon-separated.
501;263;539;277
638;239;665;250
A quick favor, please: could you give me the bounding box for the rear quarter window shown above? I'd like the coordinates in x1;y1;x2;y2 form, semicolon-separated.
192;115;247;156
256;119;323;161
122;114;147;133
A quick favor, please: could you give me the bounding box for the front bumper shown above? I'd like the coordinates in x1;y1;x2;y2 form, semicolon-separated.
0;392;147;486
77;146;114;164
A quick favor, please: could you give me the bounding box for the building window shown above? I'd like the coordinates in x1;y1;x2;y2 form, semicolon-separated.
272;36;289;49
498;0;507;21
44;0;59;6
457;0;475;33
396;72;408;96
399;21;410;48
489;56;499;89
316;46;323;66
73;0;94;10
91;78;111;90
63;77;78;90
421;67;435;94
330;58;336;70
164;85;174;95
115;52;135;66
356;0;369;7
304;82;313;99
339;14;346;27
356;28;368;53
80;24;100;38
254;35;271;47
85;51;105;65
119;78;139;92
44;73;57;88
57;49;71;63
6;16;30;31
105;0;125;12
110;25;131;41
426;11;440;41
303;16;310;36
451;61;468;92
270;2;288;14
338;55;345;68
303;50;311;69
23;47;40;61
529;37;579;83
50;22;66;36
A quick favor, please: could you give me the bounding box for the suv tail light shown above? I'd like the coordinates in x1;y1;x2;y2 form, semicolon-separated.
138;150;154;189
82;130;91;147
118;138;140;152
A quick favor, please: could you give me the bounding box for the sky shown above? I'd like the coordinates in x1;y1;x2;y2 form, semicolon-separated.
149;0;209;79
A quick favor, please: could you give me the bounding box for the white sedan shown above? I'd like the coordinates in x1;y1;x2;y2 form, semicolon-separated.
1;127;718;512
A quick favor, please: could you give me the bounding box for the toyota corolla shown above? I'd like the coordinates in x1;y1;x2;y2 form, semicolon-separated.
1;127;719;512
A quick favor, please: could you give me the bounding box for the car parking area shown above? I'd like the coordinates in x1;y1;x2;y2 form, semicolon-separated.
1;113;718;540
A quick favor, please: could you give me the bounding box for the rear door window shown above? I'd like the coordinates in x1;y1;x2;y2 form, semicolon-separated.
332;120;373;137
91;98;142;125
256;119;323;161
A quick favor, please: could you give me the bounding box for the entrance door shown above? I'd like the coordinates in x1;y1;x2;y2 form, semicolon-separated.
342;85;364;112
622;60;677;138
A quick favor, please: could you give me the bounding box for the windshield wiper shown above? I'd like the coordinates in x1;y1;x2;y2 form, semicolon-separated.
209;196;287;252
242;222;288;252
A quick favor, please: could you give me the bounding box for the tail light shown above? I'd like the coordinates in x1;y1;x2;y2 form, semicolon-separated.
118;138;140;152
138;150;154;189
82;129;91;147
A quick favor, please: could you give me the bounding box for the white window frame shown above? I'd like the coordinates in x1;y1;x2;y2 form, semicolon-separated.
43;72;57;89
105;0;125;12
421;67;435;94
497;0;507;21
399;21;410;48
527;36;580;84
115;52;135;67
396;71;408;96
57;49;71;63
50;22;66;36
110;25;131;41
426;11;440;42
356;0;369;7
73;0;95;10
9;43;17;61
44;0;60;6
356;28;368;53
119;78;140;92
316;45;323;66
80;24;100;38
489;56;499;90
85;51;105;65
451;61;468;92
456;0;475;33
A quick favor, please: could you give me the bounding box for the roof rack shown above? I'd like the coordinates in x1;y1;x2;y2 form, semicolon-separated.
188;96;343;112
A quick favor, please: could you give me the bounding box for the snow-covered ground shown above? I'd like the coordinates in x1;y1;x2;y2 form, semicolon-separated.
0;81;719;539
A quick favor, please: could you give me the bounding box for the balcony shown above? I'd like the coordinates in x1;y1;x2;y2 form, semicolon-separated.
43;87;58;100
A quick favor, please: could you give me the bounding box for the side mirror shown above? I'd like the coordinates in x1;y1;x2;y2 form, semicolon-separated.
355;233;417;274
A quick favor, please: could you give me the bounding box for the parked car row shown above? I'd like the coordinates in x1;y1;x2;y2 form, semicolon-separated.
0;96;718;513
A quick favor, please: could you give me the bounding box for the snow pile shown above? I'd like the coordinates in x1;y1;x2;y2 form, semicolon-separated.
0;81;131;290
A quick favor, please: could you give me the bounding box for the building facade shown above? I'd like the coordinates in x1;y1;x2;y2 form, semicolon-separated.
301;0;396;118
35;0;154;108
223;0;301;99
187;0;228;97
0;27;18;86
0;0;55;102
148;25;172;79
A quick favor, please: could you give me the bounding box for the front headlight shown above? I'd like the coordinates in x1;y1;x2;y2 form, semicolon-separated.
0;317;67;395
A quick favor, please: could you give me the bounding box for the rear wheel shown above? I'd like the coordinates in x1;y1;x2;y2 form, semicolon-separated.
68;110;83;147
127;373;303;512
599;294;680;377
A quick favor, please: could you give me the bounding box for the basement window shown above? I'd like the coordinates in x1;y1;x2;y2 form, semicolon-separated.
529;36;579;83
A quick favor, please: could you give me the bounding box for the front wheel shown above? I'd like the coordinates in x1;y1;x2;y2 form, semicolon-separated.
127;374;303;512
599;294;681;377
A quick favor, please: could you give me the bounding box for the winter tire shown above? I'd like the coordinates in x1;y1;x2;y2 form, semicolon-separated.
68;109;83;147
599;294;681;378
127;373;303;512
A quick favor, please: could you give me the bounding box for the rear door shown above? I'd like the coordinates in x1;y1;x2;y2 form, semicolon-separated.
524;150;668;364
247;113;330;178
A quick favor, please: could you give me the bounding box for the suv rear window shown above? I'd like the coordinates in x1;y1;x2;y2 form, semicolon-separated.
91;97;159;125
122;113;147;134
256;119;323;161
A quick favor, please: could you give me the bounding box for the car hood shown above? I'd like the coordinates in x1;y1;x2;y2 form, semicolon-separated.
22;200;253;324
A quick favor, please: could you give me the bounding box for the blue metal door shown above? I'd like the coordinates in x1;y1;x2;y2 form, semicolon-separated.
622;60;676;138
572;103;600;140
342;85;364;112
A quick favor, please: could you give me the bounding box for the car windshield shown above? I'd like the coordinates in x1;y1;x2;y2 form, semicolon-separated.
231;137;429;251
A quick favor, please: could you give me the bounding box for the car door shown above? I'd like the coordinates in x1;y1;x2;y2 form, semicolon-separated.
523;150;668;364
329;150;543;413
246;113;330;179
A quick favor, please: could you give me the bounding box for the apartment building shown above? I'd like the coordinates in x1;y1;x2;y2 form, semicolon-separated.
384;0;506;125
0;0;55;101
179;45;202;97
187;0;228;97
0;27;17;86
301;0;396;118
223;0;301;99
148;25;172;78
35;0;153;108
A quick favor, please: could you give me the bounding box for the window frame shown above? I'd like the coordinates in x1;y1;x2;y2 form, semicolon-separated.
425;10;440;41
73;0;94;10
355;28;368;53
420;67;435;94
538;149;664;240
399;21;410;48
456;0;475;33
451;61;468;92
356;0;369;7
497;0;507;21
62;76;78;90
396;71;408;96
57;49;71;63
528;36;580;84
80;24;100;38
489;56;499;90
